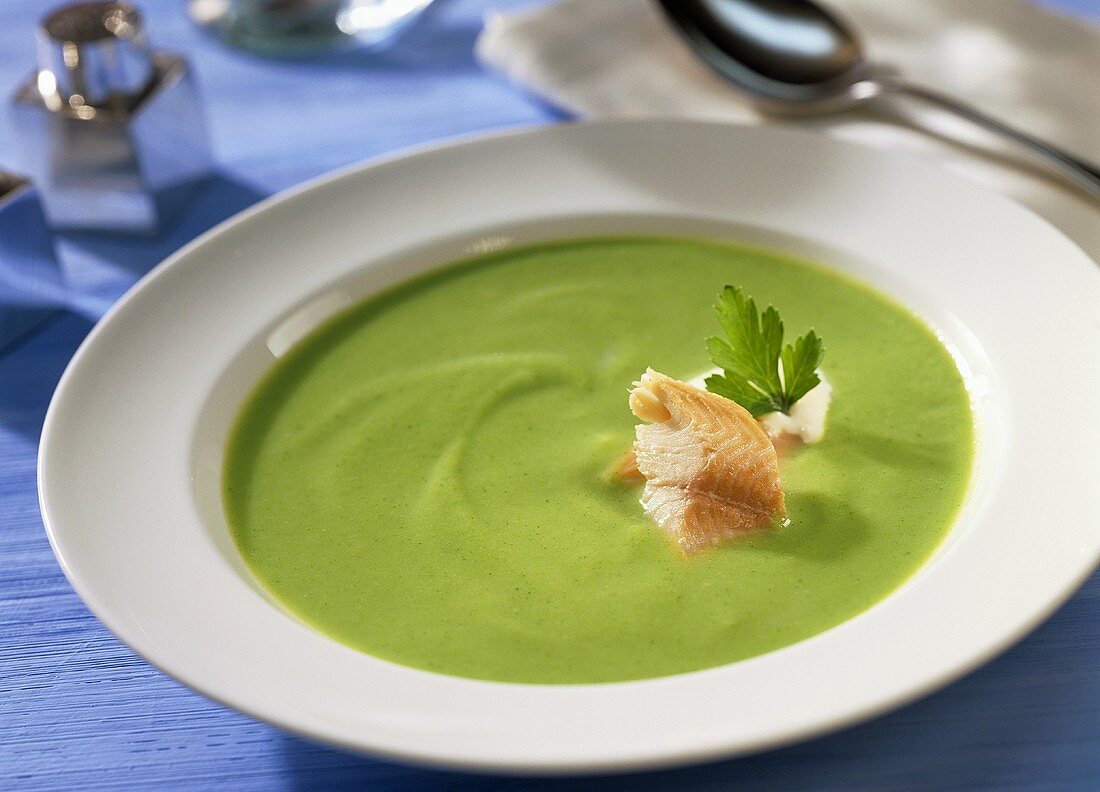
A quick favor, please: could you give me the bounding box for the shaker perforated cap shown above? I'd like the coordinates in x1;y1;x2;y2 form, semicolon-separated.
36;2;154;110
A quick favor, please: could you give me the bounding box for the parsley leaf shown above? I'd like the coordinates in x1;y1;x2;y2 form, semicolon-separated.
704;286;825;417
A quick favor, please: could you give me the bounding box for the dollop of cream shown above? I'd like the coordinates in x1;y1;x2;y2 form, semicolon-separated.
688;369;832;444
759;372;831;444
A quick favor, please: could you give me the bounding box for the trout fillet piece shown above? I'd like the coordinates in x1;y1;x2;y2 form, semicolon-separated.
629;369;787;553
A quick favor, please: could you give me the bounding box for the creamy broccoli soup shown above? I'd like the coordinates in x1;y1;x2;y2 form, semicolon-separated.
223;237;973;683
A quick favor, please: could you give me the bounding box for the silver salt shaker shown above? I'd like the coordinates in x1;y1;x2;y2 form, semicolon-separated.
10;2;212;234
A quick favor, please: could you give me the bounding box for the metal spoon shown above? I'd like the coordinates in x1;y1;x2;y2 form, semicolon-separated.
656;0;1100;201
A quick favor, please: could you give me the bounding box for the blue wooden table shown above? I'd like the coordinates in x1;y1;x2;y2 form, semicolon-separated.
2;1;1097;789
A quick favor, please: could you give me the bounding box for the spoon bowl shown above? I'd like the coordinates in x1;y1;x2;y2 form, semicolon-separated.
659;0;878;113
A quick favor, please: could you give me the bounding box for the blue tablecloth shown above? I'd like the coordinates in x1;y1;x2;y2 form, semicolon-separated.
2;1;1097;789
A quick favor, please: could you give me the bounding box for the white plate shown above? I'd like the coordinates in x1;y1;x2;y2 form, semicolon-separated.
39;120;1100;774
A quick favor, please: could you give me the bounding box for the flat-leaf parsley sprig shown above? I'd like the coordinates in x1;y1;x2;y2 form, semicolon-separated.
704;286;825;418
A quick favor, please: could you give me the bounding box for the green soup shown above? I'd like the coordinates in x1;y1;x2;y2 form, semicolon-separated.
223;237;973;683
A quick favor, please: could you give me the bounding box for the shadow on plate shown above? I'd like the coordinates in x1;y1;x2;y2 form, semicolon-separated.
277;569;1099;791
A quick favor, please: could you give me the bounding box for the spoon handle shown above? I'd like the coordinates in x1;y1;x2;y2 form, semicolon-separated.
885;80;1100;202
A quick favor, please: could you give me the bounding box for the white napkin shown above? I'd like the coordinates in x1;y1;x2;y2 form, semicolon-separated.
476;0;1100;260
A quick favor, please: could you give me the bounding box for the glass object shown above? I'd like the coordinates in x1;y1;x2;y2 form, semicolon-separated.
187;0;435;56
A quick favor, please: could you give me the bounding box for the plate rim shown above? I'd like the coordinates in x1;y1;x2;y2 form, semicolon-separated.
38;119;1100;774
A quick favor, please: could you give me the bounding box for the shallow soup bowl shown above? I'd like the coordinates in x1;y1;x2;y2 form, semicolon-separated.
39;120;1100;773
